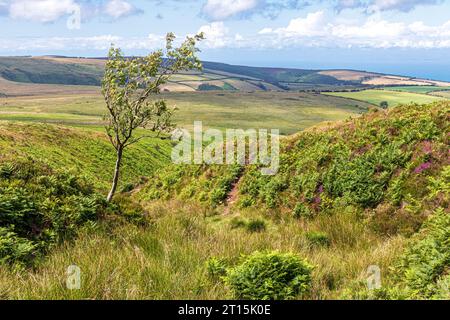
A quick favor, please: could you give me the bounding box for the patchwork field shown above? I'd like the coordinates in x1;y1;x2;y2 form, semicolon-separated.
323;89;446;107
381;86;450;94
0;90;371;135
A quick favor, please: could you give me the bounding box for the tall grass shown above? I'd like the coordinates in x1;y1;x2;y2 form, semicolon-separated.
0;201;406;300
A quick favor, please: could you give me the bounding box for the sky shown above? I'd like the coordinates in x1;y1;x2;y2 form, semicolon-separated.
0;0;450;80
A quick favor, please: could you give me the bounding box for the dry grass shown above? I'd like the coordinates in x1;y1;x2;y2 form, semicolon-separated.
0;200;407;300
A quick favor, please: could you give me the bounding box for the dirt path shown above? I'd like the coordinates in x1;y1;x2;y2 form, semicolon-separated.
224;176;243;215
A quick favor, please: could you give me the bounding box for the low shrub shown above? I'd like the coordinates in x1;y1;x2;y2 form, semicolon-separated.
246;219;267;233
206;257;228;279
395;208;450;298
229;217;247;230
0;160;105;267
224;251;313;300
292;203;313;219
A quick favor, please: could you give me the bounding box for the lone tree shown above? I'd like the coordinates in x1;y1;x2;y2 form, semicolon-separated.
102;32;204;202
380;101;389;109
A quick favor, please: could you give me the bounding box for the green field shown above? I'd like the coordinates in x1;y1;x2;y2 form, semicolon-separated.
381;85;450;94
0;91;371;135
432;91;450;98
324;89;446;106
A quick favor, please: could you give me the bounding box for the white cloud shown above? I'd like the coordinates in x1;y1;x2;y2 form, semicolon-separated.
368;0;443;12
198;22;231;48
258;11;450;49
332;18;406;39
104;0;138;19
335;0;445;12
281;11;329;36
0;33;166;52
0;1;8;15
202;0;258;20
9;0;78;22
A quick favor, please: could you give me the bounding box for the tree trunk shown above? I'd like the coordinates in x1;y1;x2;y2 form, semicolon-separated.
107;147;123;202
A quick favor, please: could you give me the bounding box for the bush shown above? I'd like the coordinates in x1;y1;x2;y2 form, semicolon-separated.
246;219;267;233
395;208;450;298
0;161;105;266
229;217;247;230
293;203;312;219
111;194;146;225
224;251;313;300
305;231;330;247
0;228;37;267
206;257;228;279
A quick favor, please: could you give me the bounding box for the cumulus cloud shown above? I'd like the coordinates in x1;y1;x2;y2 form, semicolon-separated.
9;0;79;22
0;1;9;15
334;0;445;12
258;11;450;48
0;33;166;52
335;0;364;11
368;0;443;12
202;0;258;20
198;22;231;48
104;0;140;19
202;0;311;20
3;0;141;22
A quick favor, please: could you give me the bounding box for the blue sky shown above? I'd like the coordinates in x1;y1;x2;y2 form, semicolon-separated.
1;0;450;79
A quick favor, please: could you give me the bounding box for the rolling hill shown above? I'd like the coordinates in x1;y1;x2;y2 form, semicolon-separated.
1;101;448;299
1;56;450;96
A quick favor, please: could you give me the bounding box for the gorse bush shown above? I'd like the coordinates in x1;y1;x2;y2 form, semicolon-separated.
0;160;105;267
224;251;313;300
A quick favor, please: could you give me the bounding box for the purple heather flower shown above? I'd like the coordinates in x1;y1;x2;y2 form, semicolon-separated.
414;162;432;174
422;141;432;154
318;185;324;193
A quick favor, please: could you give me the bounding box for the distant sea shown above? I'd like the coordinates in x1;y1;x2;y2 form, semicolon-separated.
348;63;450;82
283;62;450;82
236;58;450;82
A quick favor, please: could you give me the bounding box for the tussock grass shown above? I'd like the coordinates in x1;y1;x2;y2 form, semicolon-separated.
0;201;407;300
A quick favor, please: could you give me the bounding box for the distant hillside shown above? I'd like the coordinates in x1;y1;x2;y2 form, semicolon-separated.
0;57;103;86
1;56;449;93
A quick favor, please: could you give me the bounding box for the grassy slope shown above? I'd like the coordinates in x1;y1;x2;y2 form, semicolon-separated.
324;89;446;106
0;57;103;85
0;122;172;190
0;102;448;300
432;91;450;99
132;101;449;299
0;92;371;135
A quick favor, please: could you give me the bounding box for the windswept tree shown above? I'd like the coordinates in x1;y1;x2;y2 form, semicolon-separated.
102;32;204;202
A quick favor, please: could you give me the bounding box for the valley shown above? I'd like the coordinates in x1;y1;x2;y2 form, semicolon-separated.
0;56;449;301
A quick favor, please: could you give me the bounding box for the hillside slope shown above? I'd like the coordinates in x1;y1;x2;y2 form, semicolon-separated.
2;56;449;94
139;101;449;223
0;122;172;190
135;101;449;299
0;103;448;300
